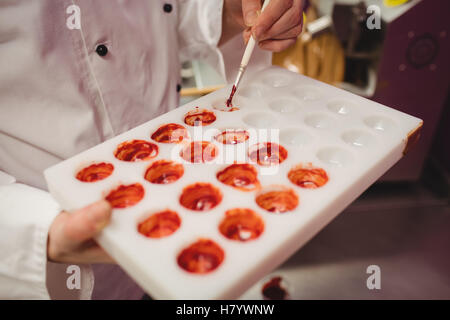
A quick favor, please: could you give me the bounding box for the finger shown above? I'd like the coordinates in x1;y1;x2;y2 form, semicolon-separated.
258;37;297;52
265;22;302;41
64;200;112;246
259;0;303;41
242;0;262;27
243;28;252;44
254;0;294;40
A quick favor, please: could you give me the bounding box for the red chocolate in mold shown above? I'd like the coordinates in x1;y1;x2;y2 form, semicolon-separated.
179;183;223;211
114;140;158;162
184;108;216;126
256;187;299;213
180;141;218;163
215;129;249;145
105;183;145;209
219;208;264;242
144;160;184;184
288;164;329;189
138;210;181;238
262;277;289;300
177;239;225;274
76;162;114;183
151;123;189;144
248;142;288;166
216;164;260;191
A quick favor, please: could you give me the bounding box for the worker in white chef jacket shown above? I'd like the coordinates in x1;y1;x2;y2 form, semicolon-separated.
0;0;304;299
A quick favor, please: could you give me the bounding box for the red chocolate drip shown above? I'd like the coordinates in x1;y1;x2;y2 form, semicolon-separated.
151;123;189;144
179;183;223;211
177;239;225;274
138;210;181;238
226;85;237;108
262;277;288;300
144;160;184;184
180;141;218;163
288;164;329;189
219;208;264;242
216;163;260;191
105;183;145;209
256;188;299;213
114;140;158;162
76;162;114;183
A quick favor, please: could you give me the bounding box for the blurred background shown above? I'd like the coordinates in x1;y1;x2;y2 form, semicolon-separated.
182;0;449;299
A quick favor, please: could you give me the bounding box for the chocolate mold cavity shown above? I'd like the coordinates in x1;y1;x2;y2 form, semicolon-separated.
76;162;114;183
177;239;225;274
151;123;190;144
144;160;184;184
255;186;299;214
327;100;356;115
261;73;291;88
280;129;313;147
364;116;396;132
219;208;264;242
243;112;276;128
138;210;181;238
341;130;376;148
268;98;302;113
184;108;216;126
294;86;323;101
179;183;223;211
316;147;353;167
305;114;334;129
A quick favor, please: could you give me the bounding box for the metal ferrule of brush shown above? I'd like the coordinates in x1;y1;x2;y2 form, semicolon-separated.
234;64;247;88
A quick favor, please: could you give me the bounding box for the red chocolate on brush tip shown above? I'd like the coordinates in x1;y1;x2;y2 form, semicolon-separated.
216;163;260;191
226;85;237;108
114;140;158;162
151;123;189;144
144;160;184;184
105;183;145;209
138;210;181;238
179;183;223;211
76;162;114;182
177;239;225;274
288;164;329;189
219;208;264;242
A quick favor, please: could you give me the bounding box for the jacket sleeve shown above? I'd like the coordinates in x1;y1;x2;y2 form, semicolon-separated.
0;172;59;299
177;0;226;77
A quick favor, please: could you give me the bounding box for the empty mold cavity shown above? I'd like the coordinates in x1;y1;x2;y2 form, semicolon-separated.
248;142;288;166
294;86;323;101
327;100;356;115
364;116;396;132
261;73;291;88
76;162;114;183
184;107;216;126
268;98;302;113
179;183;223;211
243;112;276;128
219;208;264;242
255;186;299;214
237;84;265;99
177;239;225;274
216;163;260;191
279;129;313;147
179;141;218;163
288;163;329;189
305;114;334;129
138;210;181;238
105;183;145;209
144;160;184;184
215;129;250;145
316;147;353;167
341;130;376;148
151;123;189;144
114;140;158;162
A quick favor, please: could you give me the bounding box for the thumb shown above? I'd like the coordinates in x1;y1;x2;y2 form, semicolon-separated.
242;0;262;27
63;200;112;246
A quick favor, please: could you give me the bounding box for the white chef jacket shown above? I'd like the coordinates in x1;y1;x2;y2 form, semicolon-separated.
0;0;270;300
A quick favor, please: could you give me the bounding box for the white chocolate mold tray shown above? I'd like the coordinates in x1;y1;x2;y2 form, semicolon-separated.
44;66;422;299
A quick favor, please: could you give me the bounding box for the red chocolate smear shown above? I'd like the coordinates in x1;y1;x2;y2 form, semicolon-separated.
114;140;158;162
215;129;250;145
248;142;288;166
105;183;145;209
216;164;260;192
262;277;289;300
177;239;225;274
138;210;181;238
256;188;299;213
151;123;189;144
226;85;237;108
219;208;264;242
184;108;216;127
288;164;329;189
179;183;223;211
144;160;184;185
76;162;114;183
180;141;218;163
